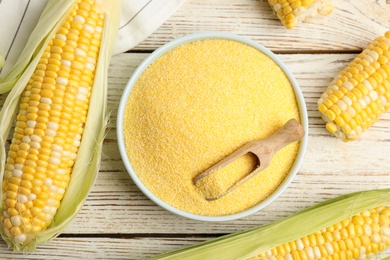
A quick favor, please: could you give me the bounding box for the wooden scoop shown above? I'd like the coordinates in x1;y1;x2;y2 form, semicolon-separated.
193;119;305;201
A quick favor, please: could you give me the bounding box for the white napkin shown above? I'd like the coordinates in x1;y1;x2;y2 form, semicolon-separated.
0;0;186;76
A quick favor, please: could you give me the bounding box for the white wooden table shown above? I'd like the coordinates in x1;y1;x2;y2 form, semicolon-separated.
1;0;390;259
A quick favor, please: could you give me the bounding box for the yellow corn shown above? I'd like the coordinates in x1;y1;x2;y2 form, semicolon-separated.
147;189;390;260
268;0;333;29
318;31;390;141
251;206;390;259
1;0;103;245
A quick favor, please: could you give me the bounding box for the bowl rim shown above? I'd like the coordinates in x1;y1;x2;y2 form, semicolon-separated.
117;32;308;222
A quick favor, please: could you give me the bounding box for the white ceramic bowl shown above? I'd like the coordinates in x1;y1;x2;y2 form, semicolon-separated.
117;32;308;222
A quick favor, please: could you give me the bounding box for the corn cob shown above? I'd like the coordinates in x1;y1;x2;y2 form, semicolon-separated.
267;0;333;29
148;189;390;260
0;0;120;251
318;31;390;141
252;206;390;259
1;0;103;245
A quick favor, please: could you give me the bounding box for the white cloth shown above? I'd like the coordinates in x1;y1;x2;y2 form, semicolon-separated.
0;0;186;76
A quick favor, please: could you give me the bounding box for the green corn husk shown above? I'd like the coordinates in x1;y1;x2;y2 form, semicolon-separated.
0;0;121;252
0;54;4;70
149;189;390;260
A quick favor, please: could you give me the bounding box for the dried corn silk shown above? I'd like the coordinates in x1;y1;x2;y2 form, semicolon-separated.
123;39;300;216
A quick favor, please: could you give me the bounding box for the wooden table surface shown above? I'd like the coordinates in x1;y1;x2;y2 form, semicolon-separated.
1;0;390;259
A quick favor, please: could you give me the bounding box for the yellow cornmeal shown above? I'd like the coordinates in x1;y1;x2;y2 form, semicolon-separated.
123;39;300;216
195;153;259;200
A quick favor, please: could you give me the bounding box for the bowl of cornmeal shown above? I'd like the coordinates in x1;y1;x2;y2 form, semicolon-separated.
117;32;308;221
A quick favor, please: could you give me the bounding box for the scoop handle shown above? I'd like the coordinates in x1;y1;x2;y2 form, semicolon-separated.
252;118;305;158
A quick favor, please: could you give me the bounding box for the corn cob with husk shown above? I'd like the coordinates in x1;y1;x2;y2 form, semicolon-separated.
318;31;390;141
148;189;390;260
0;0;120;252
267;0;333;29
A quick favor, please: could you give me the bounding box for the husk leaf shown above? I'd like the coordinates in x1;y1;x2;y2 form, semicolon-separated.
149;189;390;260
0;0;121;252
0;54;5;70
0;0;75;94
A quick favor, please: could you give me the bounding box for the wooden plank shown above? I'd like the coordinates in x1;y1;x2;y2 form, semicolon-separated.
133;0;390;53
0;237;206;259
